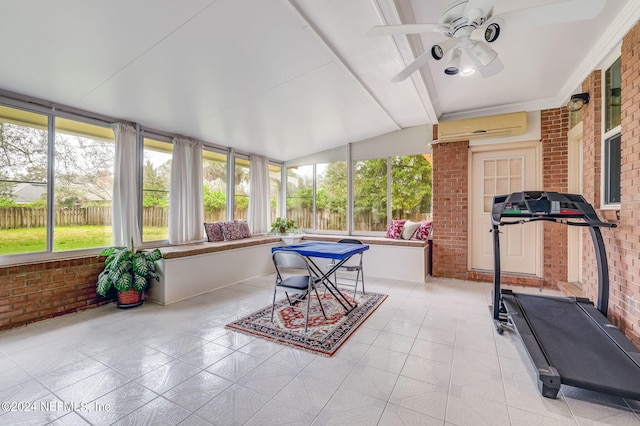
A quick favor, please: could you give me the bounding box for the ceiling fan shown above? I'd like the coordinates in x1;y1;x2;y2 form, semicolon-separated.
368;0;606;81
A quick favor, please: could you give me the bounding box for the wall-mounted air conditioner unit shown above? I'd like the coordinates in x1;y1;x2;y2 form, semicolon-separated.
437;111;527;142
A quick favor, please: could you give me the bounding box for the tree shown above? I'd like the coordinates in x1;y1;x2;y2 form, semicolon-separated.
391;154;432;216
143;159;170;208
0;123;48;182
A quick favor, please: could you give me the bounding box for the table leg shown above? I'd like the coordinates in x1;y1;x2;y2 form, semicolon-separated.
305;257;356;313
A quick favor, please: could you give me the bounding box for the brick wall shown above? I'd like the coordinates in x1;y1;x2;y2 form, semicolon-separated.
541;108;569;286
0;256;110;331
552;21;640;345
618;22;640;344
431;140;469;278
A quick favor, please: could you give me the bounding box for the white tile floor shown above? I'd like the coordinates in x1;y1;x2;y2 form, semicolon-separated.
1;275;639;425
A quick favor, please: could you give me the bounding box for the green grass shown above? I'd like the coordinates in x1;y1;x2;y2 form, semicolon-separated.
0;226;168;255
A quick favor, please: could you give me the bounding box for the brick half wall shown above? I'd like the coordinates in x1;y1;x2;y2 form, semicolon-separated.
0;256;110;331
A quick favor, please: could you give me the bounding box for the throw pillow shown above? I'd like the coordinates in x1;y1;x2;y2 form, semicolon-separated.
236;220;251;238
385;219;406;239
401;220;421;239
204;222;224;242
413;221;432;241
221;221;246;241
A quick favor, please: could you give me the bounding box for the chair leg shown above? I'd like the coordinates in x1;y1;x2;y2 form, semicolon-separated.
271;287;278;323
304;289;311;333
352;269;359;301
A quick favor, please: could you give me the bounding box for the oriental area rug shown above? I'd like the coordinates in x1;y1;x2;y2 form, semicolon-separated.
226;291;387;357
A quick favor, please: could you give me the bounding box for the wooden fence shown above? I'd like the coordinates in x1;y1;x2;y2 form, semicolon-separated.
0;206;430;230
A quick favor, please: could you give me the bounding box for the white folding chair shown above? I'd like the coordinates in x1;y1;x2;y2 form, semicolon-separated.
272;251;327;333
326;239;365;301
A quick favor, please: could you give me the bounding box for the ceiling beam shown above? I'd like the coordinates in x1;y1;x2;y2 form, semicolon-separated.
284;0;404;131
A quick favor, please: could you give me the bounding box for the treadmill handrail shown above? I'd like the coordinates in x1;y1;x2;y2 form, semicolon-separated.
492;191;614;318
498;217;616;228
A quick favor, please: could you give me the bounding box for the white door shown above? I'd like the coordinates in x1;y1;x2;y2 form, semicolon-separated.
470;145;540;275
567;123;583;284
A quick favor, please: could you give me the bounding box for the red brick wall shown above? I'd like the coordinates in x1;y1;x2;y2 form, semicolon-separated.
0;256;109;331
617;23;640;344
541;108;569;286
431;140;469;278
576;21;640;345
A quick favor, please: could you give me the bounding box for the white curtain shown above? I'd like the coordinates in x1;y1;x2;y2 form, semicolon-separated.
169;137;204;244
248;155;270;234
112;123;140;248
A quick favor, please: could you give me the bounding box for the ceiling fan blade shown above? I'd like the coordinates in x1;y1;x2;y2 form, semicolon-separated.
367;23;447;37
391;50;434;82
494;0;606;27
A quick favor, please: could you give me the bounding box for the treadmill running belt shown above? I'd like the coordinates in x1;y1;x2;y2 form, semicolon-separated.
516;293;640;399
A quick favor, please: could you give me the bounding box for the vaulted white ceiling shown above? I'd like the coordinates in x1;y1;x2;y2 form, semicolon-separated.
0;0;638;161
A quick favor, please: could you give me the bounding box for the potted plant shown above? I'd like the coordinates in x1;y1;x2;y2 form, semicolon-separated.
96;239;162;308
270;217;303;244
270;217;301;235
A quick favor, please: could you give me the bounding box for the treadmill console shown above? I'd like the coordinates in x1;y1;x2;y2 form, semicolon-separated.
491;191;613;228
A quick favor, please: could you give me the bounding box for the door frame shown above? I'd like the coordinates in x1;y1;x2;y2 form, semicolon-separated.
468;140;543;276
567;122;583;284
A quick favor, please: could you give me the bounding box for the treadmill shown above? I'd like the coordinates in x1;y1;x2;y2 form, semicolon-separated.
491;191;640;399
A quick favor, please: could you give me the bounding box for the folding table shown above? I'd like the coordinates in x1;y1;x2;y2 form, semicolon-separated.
272;241;369;313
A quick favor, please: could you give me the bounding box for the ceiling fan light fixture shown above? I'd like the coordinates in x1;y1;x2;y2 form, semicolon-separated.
459;67;476;77
567;92;590;112
444;48;461;75
431;37;458;60
470;41;498;66
484;22;501;42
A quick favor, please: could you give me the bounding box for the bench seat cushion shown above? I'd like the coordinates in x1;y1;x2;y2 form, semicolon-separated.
160;235;281;259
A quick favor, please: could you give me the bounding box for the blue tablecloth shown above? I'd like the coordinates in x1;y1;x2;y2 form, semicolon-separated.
272;241;369;260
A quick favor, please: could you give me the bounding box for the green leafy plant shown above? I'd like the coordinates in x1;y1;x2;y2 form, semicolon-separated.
269;217;300;235
96;239;162;296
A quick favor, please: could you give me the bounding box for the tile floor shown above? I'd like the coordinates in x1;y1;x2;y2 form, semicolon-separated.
1;275;639;425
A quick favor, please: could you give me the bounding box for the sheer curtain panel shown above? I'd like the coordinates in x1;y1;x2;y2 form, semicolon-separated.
249;155;270;234
112;123;141;247
169;137;204;244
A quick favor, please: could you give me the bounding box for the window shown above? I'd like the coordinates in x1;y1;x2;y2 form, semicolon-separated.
316;162;347;231
286;165;313;228
234;156;250;220
0;106;49;255
603;57;621;206
391;154;432;221
269;163;282;224
142;137;172;242
203;149;227;222
54;118;115;251
0;104;116;256
604;134;621;204
353;158;388;232
483;157;523;212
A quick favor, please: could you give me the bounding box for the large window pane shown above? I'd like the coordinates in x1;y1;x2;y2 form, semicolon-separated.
286;165;313;228
353;159;387;232
391;154;433;220
143;138;172;242
0;106;49;255
605;57;621;133
269;164;282;224
54;118;114;251
316;162;347;231
234;157;250;220
203;150;227;222
604;134;621;204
